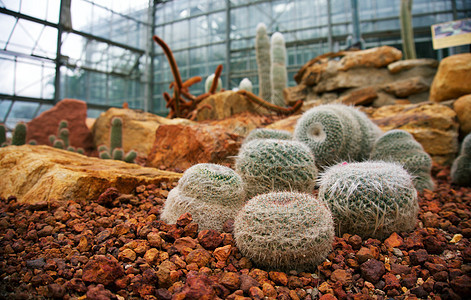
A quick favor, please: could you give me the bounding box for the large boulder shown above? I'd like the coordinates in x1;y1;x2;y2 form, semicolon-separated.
92;108;193;157
26;99;94;152
453;94;471;137
430;53;471;102
0;145;181;205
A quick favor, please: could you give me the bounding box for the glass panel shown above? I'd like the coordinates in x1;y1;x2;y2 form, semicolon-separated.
0;100;13;123
0;56;15;95
7;101;39;126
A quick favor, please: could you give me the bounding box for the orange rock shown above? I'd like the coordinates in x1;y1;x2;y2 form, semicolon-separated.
430;53;471;102
214;245;232;262
268;271;288;286
384;232;405;249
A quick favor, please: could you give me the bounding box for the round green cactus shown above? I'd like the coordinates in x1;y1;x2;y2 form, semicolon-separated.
234;191;334;272
294;104;381;169
255;23;271;101
270;32;287;107
318;161;418;239
161;163;246;231
11;122;27;146
370;129;434;191
204;74;222;93
244;128;292;144
451;133;471;186
235;139;318;199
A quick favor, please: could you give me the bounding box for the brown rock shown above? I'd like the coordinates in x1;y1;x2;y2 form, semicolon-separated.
82;255;125;285
450;274;471;297
173;237;198;253
430;53;471;102
213;245;232;262
248;286;264;299
387;58;438;74
360;259;385;283
147;123;241;171
144;248;159;265
356;247;376;264
382;76;429;98
198;229;223;250
185;248;211;268
337;46;402;71
330;269;353;286
239;274;260;293
269;271;288;286
147;232;164;248
156;260;178;288
205;112;266;137
265;114;300;133
173;272;217;299
176;212;193;227
261;282;277;297
219;272;241;290
0;145;181;204
384;232;404;249
86;284;116;300
453;94;471;137
409;249;429;265
26;99;94;152
421;211;439;228
338;86;378;106
283;84;308;105
382;272;401;291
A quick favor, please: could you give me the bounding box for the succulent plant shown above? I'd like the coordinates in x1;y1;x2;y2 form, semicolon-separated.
243;128;292;144
160;163;246;231
318;161;418;240
49;120;84;153
451;133;471;186
370;129;434;191
99;117;136;163
11;122;27;146
294;104;382;169
235;139;318;199
270;32;287;107
234;191;334;272
238;78;253;93
0;124;6;146
204;73;222;93
255;23;271;101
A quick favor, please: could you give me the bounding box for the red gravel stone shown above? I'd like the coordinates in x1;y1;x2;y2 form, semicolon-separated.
360;259;385;283
197;229;223;250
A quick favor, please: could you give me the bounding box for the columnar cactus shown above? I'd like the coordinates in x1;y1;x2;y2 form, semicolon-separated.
204;74;222;93
243;128;292;144
294;104;382;169
255;23;271;101
11;122;27;146
451;133;471;186
234;191;334;272
235;139;318;199
238;78;253;93
0;124;6;146
400;0;416;60
161;163;246;231
370;129;434;191
270;32;288;107
318;161;418;239
99;117;137;163
49;120;84;153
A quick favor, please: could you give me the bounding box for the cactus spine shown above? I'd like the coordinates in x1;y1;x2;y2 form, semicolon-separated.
234;191;334;272
255;23;271;101
235;139;318;199
451;133;471;186
318;161;418;239
400;0;416;59
243;128;292;144
270;32;288;107
161;163;246;231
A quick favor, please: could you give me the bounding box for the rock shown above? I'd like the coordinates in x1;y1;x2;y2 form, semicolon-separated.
0;145;181;204
195;91;268;121
453;94;471;137
82;255;125;285
197;229;223;250
214;245;232;262
283;84;308;105
356;247;377;264
185;249;211;268
450;275;471;297
219;272;241;290
338;86;378;106
146;123;241;171
205;112;266;137
409;249;429;265
360;259;385;283
92;107;193;157
265;115;300;133
384;232;404;249
330;269;353;286
86;284;117;300
382;272;401;292
269;271;288;286
173;272;217;299
240;274;260;293
369;102;459;164
26;99;94;152
338;46;402;71
382;76;429;98
430;53;471;102
387;58;438;74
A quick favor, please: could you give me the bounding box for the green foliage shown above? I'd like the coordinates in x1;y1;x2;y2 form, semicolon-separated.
294;104;382;170
270;32;287;107
370;129;434;191
235;139;318;199
233;191;334;272
318;161;418;239
243;128;292;144
238;78;253;93
11;122;27;146
255;23;271;101
161;163;246;231
451;133;471;186
98;117;137;163
204;74;222;93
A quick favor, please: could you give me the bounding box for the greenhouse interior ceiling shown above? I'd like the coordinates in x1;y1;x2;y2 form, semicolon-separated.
0;0;470;130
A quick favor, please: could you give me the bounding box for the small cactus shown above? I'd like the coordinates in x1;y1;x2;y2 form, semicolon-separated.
255;23;271;100
11;122;27;146
234;191;334;272
235;139;318;199
204;74;222;93
243;128;292;144
110;117;123;152
161;163;246;231
98;117;137;163
238;78;253;93
0;124;6;146
49;120;83;153
318;161;418;239
270;32;288;107
451;133;471;186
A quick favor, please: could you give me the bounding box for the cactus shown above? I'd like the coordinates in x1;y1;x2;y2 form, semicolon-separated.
255;23;271;101
98;117;136;163
318;161;418;239
49;120;84;153
400;0;416;60
0;124;6;146
161;163;246;231
235;139;318;199
204;74;222;93
233;191;334;272
238;78;253;93
243;128;292;144
270;32;288;107
370;129;434;191
11;122;27;146
110;117;123;152
294;104;382;169
451;133;471;186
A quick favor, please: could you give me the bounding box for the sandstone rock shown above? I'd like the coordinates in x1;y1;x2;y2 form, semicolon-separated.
388;58;438;74
430;53;471;102
265;115;300;132
283;84;308;105
146;123;241;171
338;86;377;106
453;94;471;137
26;99;93;152
382;76;429;98
195;91;268;121
338;46;402;71
370;103;459;164
205;112;266;137
0;145;181;204
92;107;193;157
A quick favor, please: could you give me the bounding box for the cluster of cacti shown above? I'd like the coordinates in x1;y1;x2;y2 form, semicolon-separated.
255;23;271;101
243;128;292;144
238;78;253;93
1;122;33;146
318;161;418;239
294;104;382;169
234;191;334;272
98;117;137;163
204;73;222;93
270;32;288;107
451;133;471;186
161;163;246;231
370;129;434;191
49;120;84;154
235;139;318;199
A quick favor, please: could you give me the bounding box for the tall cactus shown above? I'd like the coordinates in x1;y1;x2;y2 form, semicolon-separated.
255;23;271;101
270;32;288;107
400;0;416;59
0;124;6;146
11;122;27;146
98;117;136;163
110;117;123;152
